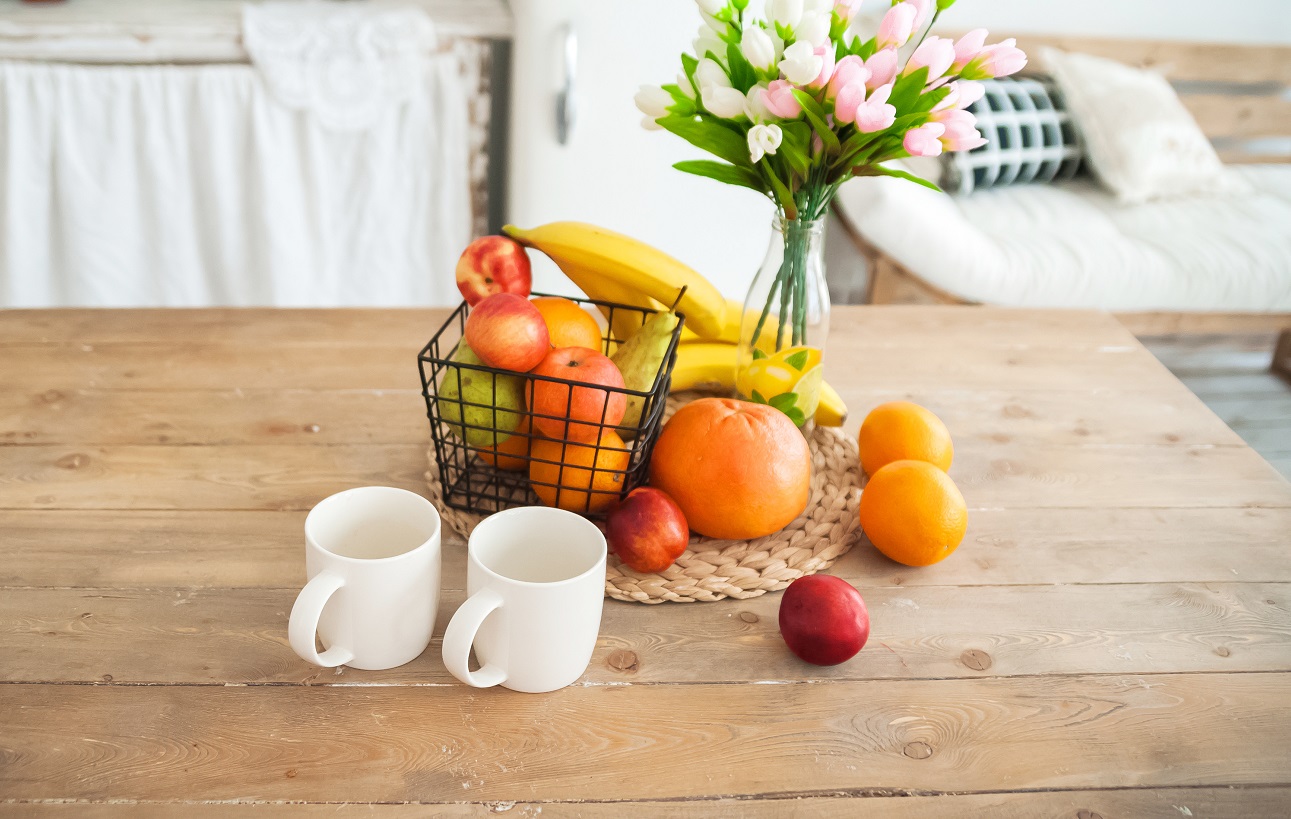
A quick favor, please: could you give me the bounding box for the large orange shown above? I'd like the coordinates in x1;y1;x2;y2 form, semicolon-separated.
529;430;630;514
858;401;953;476
648;398;811;540
477;415;534;471
531;297;605;352
858;460;967;567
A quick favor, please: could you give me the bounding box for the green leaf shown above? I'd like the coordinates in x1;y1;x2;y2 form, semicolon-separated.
681;53;699;87
888;67;930;113
752;349;768;360
657;115;751;168
673;160;766;192
751;389;768;404
661;84;697;117
860;164;945;192
937;0;957;9
914;85;953;115
769;392;799;412
777;121;813;180
725;42;758;93
784;407;807;427
791;90;841;155
763;167;797;217
784;350;809;371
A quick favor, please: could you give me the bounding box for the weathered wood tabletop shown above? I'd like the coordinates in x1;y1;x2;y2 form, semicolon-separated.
2;306;1290;817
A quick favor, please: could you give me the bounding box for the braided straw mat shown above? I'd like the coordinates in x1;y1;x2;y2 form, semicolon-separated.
426;392;863;604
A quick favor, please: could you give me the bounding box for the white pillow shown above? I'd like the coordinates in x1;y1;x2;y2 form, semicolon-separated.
1040;47;1242;204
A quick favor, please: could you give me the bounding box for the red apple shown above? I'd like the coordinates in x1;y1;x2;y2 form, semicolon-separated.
464;293;550;373
528;346;627;441
606;487;690;573
778;575;870;666
456;236;532;305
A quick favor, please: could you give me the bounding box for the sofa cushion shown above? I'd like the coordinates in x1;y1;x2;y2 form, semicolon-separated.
835;164;1291;311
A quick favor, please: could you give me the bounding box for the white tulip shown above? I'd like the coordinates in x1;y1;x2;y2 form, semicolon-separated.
696;57;732;90
748;123;784;162
794;11;831;47
634;84;673;130
693;23;726;60
740;26;777;71
803;0;834;14
695;0;726;15
767;0;804;31
743;84;773;123
779;40;822;85
703;84;748;118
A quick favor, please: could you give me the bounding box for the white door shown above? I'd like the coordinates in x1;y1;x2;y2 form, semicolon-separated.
507;0;775;301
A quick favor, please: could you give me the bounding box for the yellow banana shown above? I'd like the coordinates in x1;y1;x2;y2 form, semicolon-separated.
679;298;744;345
504;222;728;338
556;261;664;342
670;342;848;427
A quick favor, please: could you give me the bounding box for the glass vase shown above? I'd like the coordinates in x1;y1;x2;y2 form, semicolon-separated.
736;215;830;429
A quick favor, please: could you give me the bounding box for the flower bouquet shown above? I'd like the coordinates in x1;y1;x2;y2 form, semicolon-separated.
635;0;1026;425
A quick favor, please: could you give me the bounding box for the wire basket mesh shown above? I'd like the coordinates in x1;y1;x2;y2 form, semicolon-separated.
417;293;683;517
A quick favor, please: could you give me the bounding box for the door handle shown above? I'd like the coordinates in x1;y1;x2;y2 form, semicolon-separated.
556;22;577;145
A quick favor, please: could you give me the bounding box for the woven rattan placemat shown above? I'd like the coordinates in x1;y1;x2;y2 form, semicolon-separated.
426;393;863;604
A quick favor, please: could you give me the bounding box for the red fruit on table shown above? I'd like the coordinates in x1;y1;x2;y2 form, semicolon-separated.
778;575;870;666
606;487;690;573
528;346;627;441
464;293;550;373
455;236;532;305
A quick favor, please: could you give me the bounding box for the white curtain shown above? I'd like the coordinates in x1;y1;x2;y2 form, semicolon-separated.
0;55;472;307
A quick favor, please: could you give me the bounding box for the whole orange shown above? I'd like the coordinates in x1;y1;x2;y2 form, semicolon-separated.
858;401;953;476
858;460;967;567
648;397;811;540
531;297;605;352
529;430;630;514
478;415;534;472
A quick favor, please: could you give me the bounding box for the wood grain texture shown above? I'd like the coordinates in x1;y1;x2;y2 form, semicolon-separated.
4;788;1290;818
1;386;1242;447
2;582;1287;686
2;675;1289;802
5;506;1290;589
1014;36;1291;85
4;439;1287;511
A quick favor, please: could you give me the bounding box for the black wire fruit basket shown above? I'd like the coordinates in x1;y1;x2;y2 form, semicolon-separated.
418;293;684;517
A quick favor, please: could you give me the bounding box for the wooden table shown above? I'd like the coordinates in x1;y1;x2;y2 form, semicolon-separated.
3;306;1290;817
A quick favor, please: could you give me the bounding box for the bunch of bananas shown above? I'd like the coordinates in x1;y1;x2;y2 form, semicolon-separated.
503;222;847;427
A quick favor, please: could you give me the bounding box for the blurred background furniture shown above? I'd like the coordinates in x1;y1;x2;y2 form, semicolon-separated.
0;0;509;307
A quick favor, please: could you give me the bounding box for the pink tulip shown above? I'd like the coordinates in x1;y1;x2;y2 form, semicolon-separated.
808;42;836;90
907;0;933;32
832;80;867;125
979;39;1028;77
955;80;986;108
875;2;917;50
961;37;1028;80
762;79;804;118
864;48;899;90
853;83;896;133
827;55;871;100
904;35;956;80
952;29;988;72
903;122;945;157
938;110;987;151
833;0;862;23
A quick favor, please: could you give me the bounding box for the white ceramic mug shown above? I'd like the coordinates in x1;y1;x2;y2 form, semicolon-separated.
443;507;607;693
289;487;442;670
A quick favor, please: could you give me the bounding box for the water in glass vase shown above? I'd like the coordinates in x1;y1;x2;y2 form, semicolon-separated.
736;216;830;429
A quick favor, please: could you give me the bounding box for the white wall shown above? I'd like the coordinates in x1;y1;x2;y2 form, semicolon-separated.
933;0;1291;45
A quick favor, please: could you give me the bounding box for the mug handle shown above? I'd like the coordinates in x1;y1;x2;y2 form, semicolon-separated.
288;570;355;667
442;588;508;688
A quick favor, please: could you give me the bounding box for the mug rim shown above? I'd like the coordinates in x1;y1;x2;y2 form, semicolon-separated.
468;506;607;588
304;486;442;564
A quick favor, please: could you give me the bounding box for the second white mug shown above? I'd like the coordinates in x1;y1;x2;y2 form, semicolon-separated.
442;507;607;693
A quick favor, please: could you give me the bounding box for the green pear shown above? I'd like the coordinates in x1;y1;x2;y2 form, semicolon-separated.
612;309;680;438
437;341;524;448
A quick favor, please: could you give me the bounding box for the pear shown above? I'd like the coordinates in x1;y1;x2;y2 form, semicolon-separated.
612;309;680;438
437;341;524;448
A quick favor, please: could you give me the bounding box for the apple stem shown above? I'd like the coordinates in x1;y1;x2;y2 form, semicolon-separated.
669;286;687;313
